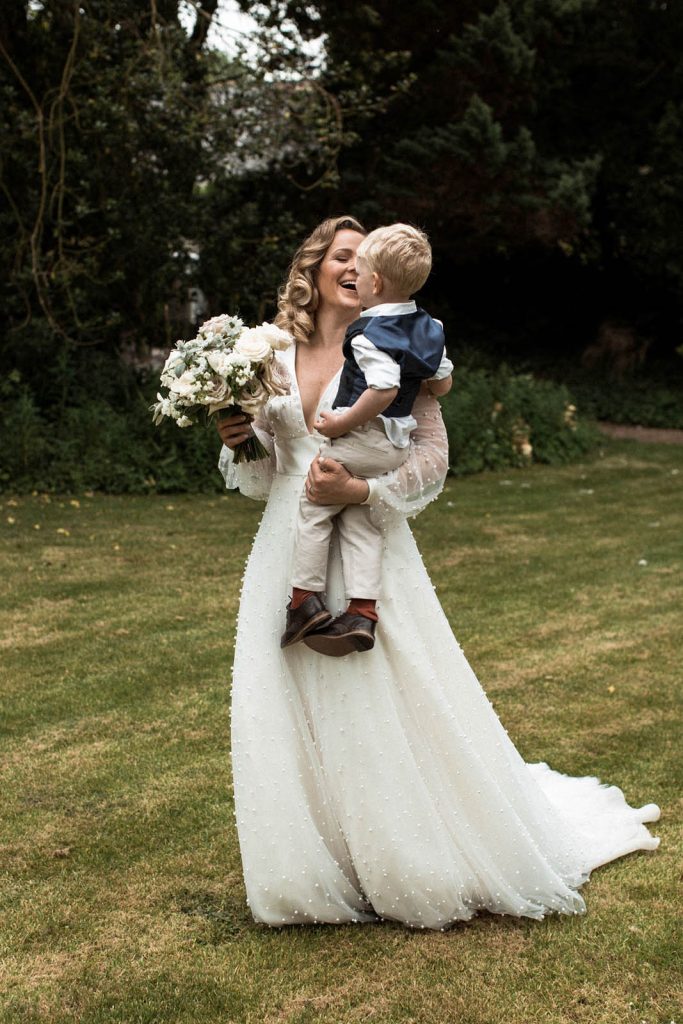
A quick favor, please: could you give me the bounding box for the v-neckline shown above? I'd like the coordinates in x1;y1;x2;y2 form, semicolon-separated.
289;344;343;436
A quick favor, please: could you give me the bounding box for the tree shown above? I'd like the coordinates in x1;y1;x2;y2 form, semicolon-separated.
0;3;220;389
0;0;341;396
243;0;683;357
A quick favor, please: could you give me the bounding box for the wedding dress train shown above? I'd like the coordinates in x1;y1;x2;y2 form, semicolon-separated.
219;345;660;929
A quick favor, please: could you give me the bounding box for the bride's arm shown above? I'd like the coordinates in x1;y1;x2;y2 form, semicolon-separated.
217;410;275;501
365;391;449;524
307;392;449;522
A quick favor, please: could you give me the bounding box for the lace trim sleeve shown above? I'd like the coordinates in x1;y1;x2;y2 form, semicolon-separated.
365;392;449;527
217;412;276;502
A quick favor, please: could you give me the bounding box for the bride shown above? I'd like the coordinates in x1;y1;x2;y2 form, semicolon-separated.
217;215;660;930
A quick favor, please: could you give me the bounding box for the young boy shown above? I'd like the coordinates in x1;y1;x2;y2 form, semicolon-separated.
280;223;453;656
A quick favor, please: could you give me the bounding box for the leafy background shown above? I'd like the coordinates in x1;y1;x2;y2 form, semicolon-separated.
1;0;682;493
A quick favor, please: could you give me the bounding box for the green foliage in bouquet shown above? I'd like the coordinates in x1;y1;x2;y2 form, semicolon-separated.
440;367;597;476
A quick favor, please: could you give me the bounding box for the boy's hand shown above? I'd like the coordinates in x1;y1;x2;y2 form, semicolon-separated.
314;409;347;438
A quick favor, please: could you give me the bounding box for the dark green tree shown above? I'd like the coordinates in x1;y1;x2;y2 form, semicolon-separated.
0;0;339;389
1;1;229;402
0;0;350;491
242;0;683;357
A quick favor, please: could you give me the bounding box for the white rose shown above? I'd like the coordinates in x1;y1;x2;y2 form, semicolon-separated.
235;328;273;363
169;369;198;398
256;322;293;351
206;350;231;376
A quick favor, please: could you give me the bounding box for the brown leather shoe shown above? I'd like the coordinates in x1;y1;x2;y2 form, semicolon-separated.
280;593;332;648
303;612;376;657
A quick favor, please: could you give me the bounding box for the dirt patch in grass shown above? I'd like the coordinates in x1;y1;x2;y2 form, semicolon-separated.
597;423;683;445
0;596;77;650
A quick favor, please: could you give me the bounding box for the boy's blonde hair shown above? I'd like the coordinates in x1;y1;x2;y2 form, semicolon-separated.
357;223;432;295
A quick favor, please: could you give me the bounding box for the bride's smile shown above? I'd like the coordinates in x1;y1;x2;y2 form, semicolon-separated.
314;228;362;312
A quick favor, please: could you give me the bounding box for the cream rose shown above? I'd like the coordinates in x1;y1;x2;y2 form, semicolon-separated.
256;322;293;351
169;369;197;398
235;328;272;362
206;350;234;376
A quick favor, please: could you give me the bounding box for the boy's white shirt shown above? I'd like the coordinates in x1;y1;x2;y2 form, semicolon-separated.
335;300;453;449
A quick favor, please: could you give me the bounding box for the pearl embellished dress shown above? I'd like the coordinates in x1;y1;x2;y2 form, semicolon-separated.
219;344;660;929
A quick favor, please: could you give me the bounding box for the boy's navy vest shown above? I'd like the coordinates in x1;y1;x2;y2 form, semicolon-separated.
332;309;445;419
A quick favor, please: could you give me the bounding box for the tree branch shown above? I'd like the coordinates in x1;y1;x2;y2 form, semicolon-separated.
186;0;219;52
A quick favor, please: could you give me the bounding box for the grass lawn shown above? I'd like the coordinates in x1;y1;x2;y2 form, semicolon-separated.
1;439;681;1024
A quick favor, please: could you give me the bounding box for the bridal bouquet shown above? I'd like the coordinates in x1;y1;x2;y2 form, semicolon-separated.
151;314;292;462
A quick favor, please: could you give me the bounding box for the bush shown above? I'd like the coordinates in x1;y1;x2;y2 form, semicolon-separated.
441;367;597;475
0;371;224;495
503;353;683;431
1;364;597;494
558;374;683;430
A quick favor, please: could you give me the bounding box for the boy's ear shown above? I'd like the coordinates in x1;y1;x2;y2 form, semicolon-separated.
372;271;382;295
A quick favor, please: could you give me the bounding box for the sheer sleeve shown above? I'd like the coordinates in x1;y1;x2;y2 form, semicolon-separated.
218;410;276;502
365;392;449;527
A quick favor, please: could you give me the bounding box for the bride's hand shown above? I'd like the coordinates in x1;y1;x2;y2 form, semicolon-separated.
215;412;253;449
306;455;369;505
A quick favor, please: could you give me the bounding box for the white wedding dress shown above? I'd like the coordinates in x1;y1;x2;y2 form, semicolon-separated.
219;344;660;930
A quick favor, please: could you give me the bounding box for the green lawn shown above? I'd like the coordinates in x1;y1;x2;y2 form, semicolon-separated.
1;440;681;1024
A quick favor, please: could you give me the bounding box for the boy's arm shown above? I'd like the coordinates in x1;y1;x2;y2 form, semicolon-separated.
427;374;452;397
425;347;453;397
315;386;399;438
316;333;399;438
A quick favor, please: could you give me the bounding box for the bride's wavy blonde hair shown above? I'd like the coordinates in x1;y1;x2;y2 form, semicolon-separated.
275;215;366;345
